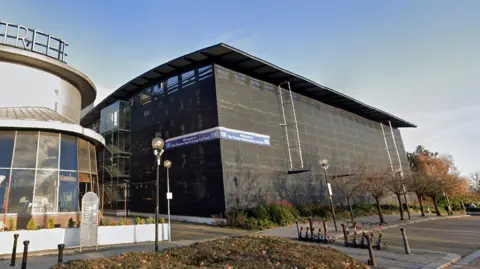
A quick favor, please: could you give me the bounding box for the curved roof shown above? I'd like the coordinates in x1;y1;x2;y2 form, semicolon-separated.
81;43;415;128
0;45;96;109
0;106;74;123
0;106;104;146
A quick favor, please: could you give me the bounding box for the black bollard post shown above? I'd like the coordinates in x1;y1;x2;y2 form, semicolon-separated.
21;240;29;269
322;218;328;244
295;221;301;240
10;233;19;266
308;218;314;238
341;224;349;247
57;244;65;264
366;235;377;267
400;228;411;254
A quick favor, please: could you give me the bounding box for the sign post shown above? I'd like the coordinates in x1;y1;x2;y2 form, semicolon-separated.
80;192;99;252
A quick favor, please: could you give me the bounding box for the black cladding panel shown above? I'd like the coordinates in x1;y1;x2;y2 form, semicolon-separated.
129;66;225;217
214;64;409;211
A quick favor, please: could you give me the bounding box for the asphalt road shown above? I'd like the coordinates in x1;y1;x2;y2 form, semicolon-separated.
380;216;480;257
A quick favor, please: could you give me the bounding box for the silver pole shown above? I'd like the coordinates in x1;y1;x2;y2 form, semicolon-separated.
167;167;171;242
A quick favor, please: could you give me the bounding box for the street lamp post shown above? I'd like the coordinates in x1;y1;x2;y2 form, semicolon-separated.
164;160;172;243
319;159;338;232
151;138;165;252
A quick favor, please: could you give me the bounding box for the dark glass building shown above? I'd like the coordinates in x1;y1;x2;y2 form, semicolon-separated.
81;44;415;221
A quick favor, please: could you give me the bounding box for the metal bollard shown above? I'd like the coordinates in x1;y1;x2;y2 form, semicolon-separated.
10;233;19;266
295;221;301;240
400;228;411;254
341;224;349;247
21;240;29;269
366;235;377;267
57;244;65;264
308;218;314;238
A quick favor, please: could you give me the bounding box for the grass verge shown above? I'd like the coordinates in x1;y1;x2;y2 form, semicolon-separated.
52;235;368;269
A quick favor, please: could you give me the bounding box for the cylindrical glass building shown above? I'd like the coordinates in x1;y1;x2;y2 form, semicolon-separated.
0;22;104;228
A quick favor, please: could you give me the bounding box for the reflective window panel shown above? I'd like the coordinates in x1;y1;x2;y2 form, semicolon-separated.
0;169;9;213
58;171;79;212
37;132;60;169
8;169;35;213
60;135;78;171
12;131;38;168
78;139;90;172
0;131;15;168
32;169;58;213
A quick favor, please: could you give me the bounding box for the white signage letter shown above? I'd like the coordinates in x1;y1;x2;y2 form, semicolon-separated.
16;25;29;49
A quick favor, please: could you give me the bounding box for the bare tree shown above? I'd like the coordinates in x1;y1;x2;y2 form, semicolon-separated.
469;172;480;204
360;167;390;223
333;158;365;223
386;171;407;220
407;171;429;216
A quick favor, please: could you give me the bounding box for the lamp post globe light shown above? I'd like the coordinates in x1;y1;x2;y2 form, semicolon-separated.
319;158;338;232
152;137;165;252
164;160;172;243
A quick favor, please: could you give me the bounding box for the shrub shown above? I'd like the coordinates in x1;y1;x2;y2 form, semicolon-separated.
134;217;141;225
268;205;295;226
120;218;125;226
77;220;81;227
47;218;55;229
126;219;132;225
139;219;145;225
68;218;75;228
146;217;155;224
111;221;117;226
252;205;270;221
159;217;165;224
8;219;15;231
226;210;248;227
27;218;37;230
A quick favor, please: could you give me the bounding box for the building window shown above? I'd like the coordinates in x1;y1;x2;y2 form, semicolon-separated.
90;144;97;175
78;139;90;173
0;169;9;213
198;65;213;81
197;114;203;129
8;169;35;213
179;100;184;112
37;132;59;169
167;76;179;95
12;131;38;168
180;124;185;135
60;135;77;171
153;82;164;96
58;171;78;212
182;70;196;88
144;110;150;117
0;131;15;168
32;170;58;213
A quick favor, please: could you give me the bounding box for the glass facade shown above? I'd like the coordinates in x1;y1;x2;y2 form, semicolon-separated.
0;130;98;214
99;100;131;211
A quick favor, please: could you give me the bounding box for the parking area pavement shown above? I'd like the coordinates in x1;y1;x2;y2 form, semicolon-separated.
381;216;480;257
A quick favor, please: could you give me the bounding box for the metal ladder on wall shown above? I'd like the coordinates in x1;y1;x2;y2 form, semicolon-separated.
380;121;404;175
278;81;305;173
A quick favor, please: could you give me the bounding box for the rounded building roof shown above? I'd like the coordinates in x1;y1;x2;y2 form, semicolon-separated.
0;106;104;146
0;45;96;109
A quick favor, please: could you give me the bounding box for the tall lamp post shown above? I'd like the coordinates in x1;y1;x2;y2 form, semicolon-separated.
152;137;165;252
319;159;338;232
164;160;172;242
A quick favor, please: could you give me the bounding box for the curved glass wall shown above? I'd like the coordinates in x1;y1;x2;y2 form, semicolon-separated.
0;130;98;214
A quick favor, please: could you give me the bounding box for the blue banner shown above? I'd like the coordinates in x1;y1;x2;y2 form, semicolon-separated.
219;127;271;146
165;127;271;149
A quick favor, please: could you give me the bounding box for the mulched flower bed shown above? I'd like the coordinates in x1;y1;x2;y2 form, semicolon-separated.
52;235;368;269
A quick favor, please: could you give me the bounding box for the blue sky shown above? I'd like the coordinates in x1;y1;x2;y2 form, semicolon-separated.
1;0;479;174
